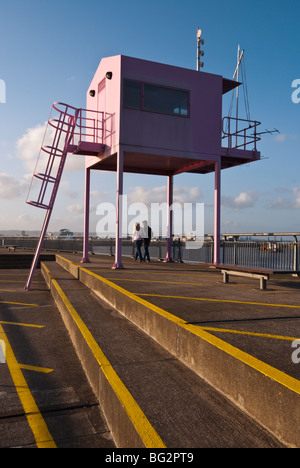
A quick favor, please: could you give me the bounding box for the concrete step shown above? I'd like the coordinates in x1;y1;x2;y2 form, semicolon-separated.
0;253;55;269
41;260;284;448
54;254;300;448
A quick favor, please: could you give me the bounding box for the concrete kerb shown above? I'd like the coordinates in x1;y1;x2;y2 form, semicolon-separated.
41;261;165;449
54;255;300;447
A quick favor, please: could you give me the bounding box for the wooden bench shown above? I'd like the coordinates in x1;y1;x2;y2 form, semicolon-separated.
215;265;300;290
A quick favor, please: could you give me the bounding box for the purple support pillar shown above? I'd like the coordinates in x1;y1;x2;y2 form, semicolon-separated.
81;167;91;263
214;159;221;265
113;149;124;269
164;175;173;262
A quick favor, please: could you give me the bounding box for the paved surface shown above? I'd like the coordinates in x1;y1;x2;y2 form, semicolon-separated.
1;251;300;447
64;253;300;381
42;259;284;448
0;268;115;448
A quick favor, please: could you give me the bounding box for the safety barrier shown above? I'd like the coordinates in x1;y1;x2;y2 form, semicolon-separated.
2;236;300;271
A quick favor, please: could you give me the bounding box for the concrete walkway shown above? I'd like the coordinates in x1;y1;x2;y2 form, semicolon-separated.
45;253;300;447
2;250;300;447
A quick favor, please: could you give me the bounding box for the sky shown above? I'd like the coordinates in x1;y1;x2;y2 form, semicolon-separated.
0;0;299;236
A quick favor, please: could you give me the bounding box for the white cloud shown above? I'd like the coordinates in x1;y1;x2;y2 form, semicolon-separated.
269;187;300;210
67;204;83;214
16;122;48;172
274;134;298;143
0;173;27;199
16;122;85;174
223;190;259;210
128;185;203;206
293;187;300;208
60;181;79;199
233;191;259;209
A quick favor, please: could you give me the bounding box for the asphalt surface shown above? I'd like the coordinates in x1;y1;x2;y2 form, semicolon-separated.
1;250;300;448
0;268;115;448
64;253;300;382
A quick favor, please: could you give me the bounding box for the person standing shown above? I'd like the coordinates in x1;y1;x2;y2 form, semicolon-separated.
142;220;152;262
132;222;143;262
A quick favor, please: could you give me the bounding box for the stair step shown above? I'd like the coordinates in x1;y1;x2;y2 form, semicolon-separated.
0;253;55;269
42;260;284;448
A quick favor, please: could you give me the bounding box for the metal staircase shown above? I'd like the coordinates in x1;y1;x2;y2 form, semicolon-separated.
25;102;109;291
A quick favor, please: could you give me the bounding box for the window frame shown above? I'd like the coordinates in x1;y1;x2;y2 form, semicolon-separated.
123;79;190;118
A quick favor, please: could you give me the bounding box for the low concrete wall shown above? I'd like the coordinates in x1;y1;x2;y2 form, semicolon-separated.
42;261;162;448
55;255;300;447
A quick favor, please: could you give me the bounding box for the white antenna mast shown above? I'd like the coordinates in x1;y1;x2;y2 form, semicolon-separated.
233;45;244;144
197;28;204;71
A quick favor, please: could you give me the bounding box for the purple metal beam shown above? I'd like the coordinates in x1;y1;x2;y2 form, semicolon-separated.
164;175;173;262
214;159;221;265
81;167;91;263
113;149;124;269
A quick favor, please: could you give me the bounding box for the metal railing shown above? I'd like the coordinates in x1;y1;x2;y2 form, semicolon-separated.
1;236;299;271
222;116;261;151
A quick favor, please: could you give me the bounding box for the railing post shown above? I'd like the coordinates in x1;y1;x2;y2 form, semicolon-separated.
293;240;298;271
233;237;238;265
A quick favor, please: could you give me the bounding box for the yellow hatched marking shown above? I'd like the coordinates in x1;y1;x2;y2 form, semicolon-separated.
199;326;300;342
0;320;44;328
0;301;39;307
0;280;38;283
50;273;166;449
19;364;54;374
55;257;300;396
0;323;56;448
105;277;202;286
136;293;300;309
92;268;215;278
79;266;300;396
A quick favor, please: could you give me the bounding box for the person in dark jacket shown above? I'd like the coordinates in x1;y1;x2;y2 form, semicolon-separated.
142;220;152;262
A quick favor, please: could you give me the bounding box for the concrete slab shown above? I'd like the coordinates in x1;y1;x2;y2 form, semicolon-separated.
61;254;300;381
0;268;115;448
53;253;300;447
42;260;284;448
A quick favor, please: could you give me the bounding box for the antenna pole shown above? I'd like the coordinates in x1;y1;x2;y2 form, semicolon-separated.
197;28;204;71
233;45;244;145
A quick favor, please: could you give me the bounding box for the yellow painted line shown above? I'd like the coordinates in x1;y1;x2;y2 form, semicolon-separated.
105;277;202;286
19;364;54;374
0;301;39;307
0;320;44;328
0;274;28;276
77;265;300;396
50;275;166;449
182;323;300;394
199;326;300;342
41;262;53;280
92;269;216;278
81;268;185;325
0;323;56;448
0;289;17;292
136;293;300;310
0;280;38;283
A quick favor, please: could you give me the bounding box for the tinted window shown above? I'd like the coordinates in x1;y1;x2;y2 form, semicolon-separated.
144;84;189;116
123;80;189;117
124;80;141;109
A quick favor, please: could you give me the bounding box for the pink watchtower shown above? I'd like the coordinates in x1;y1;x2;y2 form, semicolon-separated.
83;55;260;267
25;54;260;290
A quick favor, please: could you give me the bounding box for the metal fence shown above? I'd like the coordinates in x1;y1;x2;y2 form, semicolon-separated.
1;236;299;271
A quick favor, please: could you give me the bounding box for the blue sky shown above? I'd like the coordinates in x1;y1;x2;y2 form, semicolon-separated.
0;0;299;235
